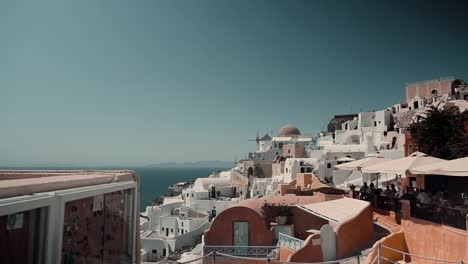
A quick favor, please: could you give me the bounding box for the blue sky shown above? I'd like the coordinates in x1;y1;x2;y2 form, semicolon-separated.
1;0;468;166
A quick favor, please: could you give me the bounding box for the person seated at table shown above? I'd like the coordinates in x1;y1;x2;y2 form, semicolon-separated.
439;192;449;207
383;185;392;196
368;183;376;193
390;184;397;193
432;190;443;202
463;194;468;208
395;189;402;199
359;183;369;200
417;189;432;204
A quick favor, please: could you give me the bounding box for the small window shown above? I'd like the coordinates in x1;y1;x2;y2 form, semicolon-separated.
171;228;174;233
182;230;184;234
152;249;157;254
181;222;184;227
374;121;377;127
162;227;165;231
327;163;331;169
191;193;194;197
186;193;189;197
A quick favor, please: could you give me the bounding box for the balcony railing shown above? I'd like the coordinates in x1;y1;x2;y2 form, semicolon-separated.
277;232;304;250
376;195;401;213
203;245;278;258
411;202;467;230
355;192;402;213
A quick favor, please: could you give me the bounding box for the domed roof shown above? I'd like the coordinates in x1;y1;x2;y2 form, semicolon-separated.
279;124;301;136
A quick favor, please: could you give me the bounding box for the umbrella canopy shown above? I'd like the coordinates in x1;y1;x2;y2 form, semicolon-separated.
409;157;468;177
362;151;445;175
336;157;356;162
335;156;390;171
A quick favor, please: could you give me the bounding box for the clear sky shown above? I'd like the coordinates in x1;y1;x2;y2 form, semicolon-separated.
1;0;468;166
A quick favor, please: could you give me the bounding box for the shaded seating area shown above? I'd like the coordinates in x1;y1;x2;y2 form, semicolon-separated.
347;154;468;231
407;158;468;230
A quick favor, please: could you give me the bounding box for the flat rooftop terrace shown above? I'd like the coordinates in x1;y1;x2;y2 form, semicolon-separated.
0;170;138;199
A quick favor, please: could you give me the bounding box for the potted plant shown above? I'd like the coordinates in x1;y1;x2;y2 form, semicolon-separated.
275;203;291;225
261;202;292;225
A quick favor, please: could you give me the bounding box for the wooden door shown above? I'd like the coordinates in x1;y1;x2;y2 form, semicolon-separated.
233;222;249;255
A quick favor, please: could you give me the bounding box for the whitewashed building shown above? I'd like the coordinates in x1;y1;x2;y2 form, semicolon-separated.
140;170;247;261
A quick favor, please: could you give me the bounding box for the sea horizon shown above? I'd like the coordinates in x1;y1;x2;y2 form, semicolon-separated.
0;166;230;212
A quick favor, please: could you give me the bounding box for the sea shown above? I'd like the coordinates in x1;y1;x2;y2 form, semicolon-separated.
0;167;228;212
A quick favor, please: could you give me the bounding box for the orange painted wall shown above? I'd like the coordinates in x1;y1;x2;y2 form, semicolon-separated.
373;202;468;264
401;217;467;264
335;204;375;258
296;173;313;189
204;206;274;246
288;234;324;263
279;246;295;262
406;79;452;101
367;231;408;264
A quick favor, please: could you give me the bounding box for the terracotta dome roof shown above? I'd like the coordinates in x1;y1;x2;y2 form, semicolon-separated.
279;125;301;136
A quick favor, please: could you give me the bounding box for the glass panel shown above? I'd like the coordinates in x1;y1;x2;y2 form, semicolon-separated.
0;207;47;264
61;189;134;264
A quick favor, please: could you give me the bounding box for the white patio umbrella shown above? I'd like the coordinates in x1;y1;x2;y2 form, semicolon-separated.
409;157;468;177
362;152;445;175
335;156;390;171
336;157;356;163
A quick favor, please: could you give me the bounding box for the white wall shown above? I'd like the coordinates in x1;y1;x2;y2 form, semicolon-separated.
332;170;353;186
176;216;207;235
189;199;237;216
308;149;325;160
160;216;178;237
171;222;211;251
140;237;169;260
358;112;375;128
250;178;271;197
258;139;273;152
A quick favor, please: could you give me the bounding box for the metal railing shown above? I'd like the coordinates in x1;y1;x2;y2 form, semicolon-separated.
188;242;466;264
277;232;305;250
375;195;401;213
355;192;402;213
379;244;463;264
411;202;467;230
203;245;279;258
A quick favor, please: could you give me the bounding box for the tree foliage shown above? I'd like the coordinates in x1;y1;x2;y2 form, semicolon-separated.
409;107;468;159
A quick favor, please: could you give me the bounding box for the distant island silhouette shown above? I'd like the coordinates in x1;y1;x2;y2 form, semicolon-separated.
145;160;234;168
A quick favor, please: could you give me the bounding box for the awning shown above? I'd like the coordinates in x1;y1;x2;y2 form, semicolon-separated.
336;157;356;162
409;157;468;177
362;152;445;175
335;156;390;171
